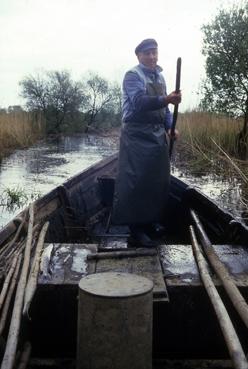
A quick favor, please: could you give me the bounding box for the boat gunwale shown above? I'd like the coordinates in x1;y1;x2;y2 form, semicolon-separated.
0;152;248;247
0;154;118;246
170;175;248;234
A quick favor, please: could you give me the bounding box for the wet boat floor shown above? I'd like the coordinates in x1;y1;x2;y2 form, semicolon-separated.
28;358;233;368
90;222;248;287
34;221;248;369
38;218;248;290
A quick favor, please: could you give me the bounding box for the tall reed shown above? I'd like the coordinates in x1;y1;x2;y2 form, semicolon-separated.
0;111;45;159
177;111;242;158
175;111;248;212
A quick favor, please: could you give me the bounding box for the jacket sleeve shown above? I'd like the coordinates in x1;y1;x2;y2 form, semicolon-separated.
123;71;166;112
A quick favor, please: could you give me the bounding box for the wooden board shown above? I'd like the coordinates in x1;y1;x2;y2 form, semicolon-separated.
38;244;168;302
88;249;169;302
38;243;98;285
160;244;248;287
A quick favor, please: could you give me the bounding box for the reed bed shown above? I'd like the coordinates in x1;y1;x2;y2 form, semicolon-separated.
177;111;242;158
0;111;45;159
175;111;248;215
175;111;246;172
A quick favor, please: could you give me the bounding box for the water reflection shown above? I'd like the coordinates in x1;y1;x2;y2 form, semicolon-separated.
0;134;118;228
0;134;247;229
171;165;248;224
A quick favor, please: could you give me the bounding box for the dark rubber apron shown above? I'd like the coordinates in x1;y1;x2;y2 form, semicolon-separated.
113;82;170;225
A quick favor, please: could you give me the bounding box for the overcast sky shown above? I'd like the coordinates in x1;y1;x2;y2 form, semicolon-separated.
0;0;238;110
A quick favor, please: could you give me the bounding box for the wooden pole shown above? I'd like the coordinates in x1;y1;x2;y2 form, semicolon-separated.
0;213;26;260
191;209;248;330
1;204;34;369
0;255;22;336
87;248;157;260
190;226;248;369
23;221;49;317
169;57;182;158
0;254;19;312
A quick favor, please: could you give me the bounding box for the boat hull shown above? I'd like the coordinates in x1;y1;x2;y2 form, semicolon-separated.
0;153;247;367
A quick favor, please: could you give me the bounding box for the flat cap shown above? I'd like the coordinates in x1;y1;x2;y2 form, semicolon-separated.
135;39;158;55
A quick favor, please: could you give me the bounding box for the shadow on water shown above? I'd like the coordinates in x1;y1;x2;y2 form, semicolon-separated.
0;134;118;228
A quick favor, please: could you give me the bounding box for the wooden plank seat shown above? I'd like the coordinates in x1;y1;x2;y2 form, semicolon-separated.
38;243;98;285
38;243;168;302
38;242;248;303
160;244;248;287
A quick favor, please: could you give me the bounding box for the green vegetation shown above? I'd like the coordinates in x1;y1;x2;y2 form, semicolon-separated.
0;186;41;211
201;2;248;155
0;187;28;212
4;187;28;207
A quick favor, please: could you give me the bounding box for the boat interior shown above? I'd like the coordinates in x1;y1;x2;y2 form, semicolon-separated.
0;155;247;368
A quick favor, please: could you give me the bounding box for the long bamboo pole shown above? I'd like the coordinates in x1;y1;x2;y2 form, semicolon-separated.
190;226;248;369
0;213;27;261
1;204;34;369
0;255;19;312
23;221;49;317
169;57;182;158
191;209;248;330
0;255;22;337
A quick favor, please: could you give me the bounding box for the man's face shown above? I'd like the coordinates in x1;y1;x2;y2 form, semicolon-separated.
137;48;158;70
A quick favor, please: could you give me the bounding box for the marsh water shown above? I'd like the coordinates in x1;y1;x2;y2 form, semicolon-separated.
0;133;247;228
0;134;118;228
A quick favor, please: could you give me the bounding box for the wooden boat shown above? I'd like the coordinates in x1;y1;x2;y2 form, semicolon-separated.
0;153;247;369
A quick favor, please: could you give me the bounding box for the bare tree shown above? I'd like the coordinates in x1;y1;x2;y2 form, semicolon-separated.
82;72;114;132
20;70;121;133
19;73;48;112
46;70;87;132
20;70;87;133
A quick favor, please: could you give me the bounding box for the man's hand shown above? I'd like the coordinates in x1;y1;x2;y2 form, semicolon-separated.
165;91;182;105
167;128;179;140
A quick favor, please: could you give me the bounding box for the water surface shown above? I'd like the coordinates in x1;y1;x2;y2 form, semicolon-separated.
172;165;247;224
0;134;118;228
0;134;247;228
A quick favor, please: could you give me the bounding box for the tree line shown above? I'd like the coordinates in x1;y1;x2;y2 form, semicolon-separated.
19;70;122;134
4;2;248;147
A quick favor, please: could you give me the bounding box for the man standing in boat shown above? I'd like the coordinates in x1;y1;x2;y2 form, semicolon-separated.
113;38;181;247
